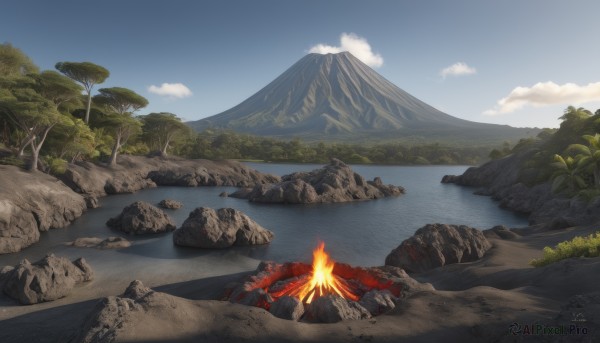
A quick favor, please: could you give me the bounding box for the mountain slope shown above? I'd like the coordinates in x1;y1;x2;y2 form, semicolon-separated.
189;52;536;143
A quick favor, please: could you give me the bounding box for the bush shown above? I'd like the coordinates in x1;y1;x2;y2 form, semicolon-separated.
44;156;68;175
530;232;600;267
0;156;25;168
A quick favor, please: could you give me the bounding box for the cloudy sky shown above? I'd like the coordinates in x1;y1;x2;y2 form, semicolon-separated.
3;0;600;128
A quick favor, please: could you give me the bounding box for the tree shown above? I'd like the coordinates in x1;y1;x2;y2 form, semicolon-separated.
551;154;586;194
568;133;600;188
0;43;38;76
140;112;189;156
55;61;109;124
0;79;71;171
93;87;148;166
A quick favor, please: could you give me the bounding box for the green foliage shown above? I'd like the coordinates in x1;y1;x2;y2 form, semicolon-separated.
0;155;25;168
140;112;190;156
55;62;110;90
0;43;38;76
93;87;148;115
530;232;600;267
43;156;68;175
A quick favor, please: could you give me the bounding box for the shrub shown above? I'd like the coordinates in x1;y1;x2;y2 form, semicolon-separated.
44;156;68;175
530;232;600;267
0;156;25;168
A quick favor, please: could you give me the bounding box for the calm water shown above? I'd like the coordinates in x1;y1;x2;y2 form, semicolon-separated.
0;164;527;276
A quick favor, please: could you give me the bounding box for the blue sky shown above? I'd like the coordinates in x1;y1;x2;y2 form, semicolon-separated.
3;0;600;128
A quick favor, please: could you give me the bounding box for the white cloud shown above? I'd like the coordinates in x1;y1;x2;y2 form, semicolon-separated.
148;83;192;99
440;62;476;78
484;81;600;115
308;33;384;68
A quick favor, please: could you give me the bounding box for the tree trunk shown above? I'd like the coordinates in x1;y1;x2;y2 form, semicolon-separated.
17;134;35;157
160;140;169;157
84;91;92;124
109;134;121;167
28;126;53;172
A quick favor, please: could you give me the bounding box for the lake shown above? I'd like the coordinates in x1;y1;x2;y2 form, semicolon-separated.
0;163;528;290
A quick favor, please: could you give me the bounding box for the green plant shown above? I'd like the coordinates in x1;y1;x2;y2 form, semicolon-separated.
44;156;68;175
0;156;25;168
530;232;600;267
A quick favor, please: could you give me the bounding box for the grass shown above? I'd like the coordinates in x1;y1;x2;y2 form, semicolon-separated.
530;231;600;267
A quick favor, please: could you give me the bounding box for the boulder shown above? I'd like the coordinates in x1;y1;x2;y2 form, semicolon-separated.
385;223;492;273
157;199;183;209
358;289;397;316
173;207;274;248
2;254;93;304
305;295;371;323
106;201;176;235
232;158;404;204
269;295;305;321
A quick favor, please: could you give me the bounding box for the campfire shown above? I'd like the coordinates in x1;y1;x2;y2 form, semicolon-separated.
225;242;413;323
270;242;359;303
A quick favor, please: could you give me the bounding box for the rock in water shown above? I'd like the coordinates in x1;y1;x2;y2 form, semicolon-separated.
157;199;183;209
106;201;176;235
231;158;404;204
2;254;93;304
305;295;371;323
385;223;492;273
173;207;274;248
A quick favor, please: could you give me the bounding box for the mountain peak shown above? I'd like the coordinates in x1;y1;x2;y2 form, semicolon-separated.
188;53;533;143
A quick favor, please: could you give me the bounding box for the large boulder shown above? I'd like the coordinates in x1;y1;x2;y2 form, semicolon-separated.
2;254;93;304
385;223;492;273
106;201;176;235
0;165;87;254
231;158;404;203
173;207;274;248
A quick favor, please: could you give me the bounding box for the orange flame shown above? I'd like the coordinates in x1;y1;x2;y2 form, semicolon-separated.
272;242;359;303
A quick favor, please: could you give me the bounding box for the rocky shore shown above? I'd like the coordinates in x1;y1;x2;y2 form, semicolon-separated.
442;150;600;228
0;155;279;254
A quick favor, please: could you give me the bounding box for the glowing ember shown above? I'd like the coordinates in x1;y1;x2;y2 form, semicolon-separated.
271;242;359;303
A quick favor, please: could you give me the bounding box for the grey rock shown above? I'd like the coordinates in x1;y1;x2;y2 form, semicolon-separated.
269;296;305;321
305;295;371;323
385;223;492;273
68;236;131;249
358;289;397;315
106;201;176;235
173;207;274;248
0;165;86;254
157;199;183;209
2;254;93;304
234;159;404;204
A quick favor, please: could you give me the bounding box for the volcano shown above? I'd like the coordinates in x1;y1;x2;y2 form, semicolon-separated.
189;52;536;144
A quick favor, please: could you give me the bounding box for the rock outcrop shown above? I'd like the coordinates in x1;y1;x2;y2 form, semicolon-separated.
59;155;280;205
0;165;87;254
231;158;404;203
1;254;93;304
157;199;183;209
440;149;600;227
106;201;176;235
173;207;274;248
385;224;492;273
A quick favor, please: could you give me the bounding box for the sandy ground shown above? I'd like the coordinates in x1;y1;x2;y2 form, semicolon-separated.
1;224;599;342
